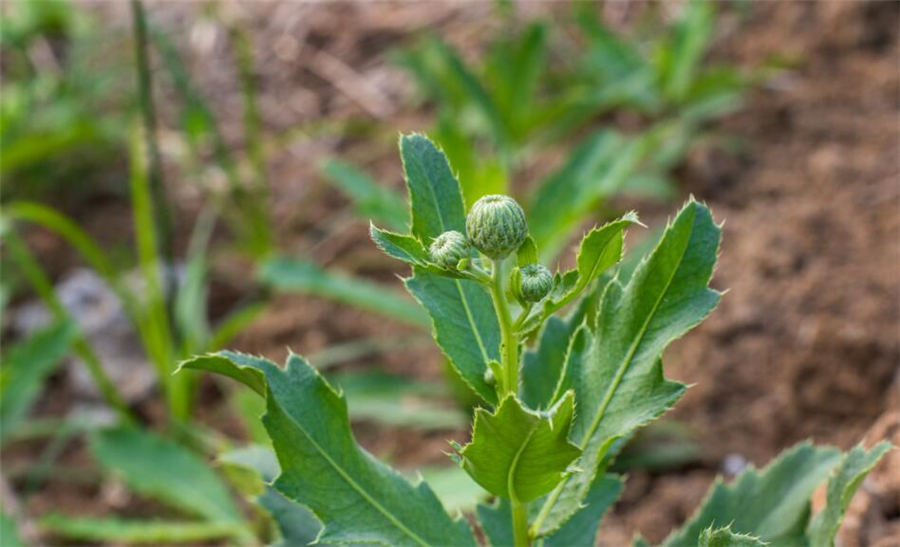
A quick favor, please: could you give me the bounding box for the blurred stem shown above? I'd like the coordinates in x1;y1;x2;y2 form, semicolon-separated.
131;0;179;339
4;232;133;424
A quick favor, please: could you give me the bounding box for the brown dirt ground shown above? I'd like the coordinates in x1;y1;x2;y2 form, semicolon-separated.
6;1;899;546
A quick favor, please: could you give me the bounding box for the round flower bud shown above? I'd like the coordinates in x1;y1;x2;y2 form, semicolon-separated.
429;230;470;269
515;263;552;302
465;195;528;259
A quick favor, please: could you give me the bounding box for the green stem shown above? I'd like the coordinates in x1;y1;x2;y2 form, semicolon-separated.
488;258;518;397
512;498;530;547
4;232;134;424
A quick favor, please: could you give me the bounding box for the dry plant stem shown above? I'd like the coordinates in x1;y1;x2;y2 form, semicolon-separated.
487;257;530;547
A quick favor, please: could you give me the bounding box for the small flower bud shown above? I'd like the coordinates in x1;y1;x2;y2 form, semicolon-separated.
515;263;552;302
429;230;470;269
466;195;528;259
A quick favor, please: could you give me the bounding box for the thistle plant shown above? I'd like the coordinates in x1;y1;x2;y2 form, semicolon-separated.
180;134;890;547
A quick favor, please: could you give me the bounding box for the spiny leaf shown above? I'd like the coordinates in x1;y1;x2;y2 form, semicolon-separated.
533;199;721;537
406;274;500;405
459;394;581;503
400;133;466;242
370;224;431;267
178;352;477;547
806;441;892;547
371;224;473;281
699;525;767;547
662;442;841;547
570;211;640;297
400;133;501;404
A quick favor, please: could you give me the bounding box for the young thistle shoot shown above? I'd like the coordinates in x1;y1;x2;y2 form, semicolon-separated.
179;135;890;547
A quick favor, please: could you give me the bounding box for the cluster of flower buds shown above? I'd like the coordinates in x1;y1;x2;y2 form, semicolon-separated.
429;194;551;302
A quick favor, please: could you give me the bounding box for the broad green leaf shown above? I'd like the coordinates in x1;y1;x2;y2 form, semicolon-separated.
521;288;599;410
574;212;639;285
220;445;321;547
322;159;408;231
400;133;501;404
541;211;640;312
533;200;721;536
663;442;841;547
541;473;623;547
477;473;622;547
699;525;767;547
0;320;75;442
400;133;466;242
406;274;500;405
89;427;246;530
521;317;573;409
179;352;477;547
807;441;892;547
39;515;243;545
258;256;429;327
458;393;581;503
370;224;431;267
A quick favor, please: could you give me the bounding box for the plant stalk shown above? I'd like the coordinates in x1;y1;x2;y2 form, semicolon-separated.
488;258;518;397
487;257;529;545
511;498;530;547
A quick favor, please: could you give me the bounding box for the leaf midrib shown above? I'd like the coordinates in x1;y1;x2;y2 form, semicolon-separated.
507;422;539;503
276;393;432;547
411;153;492;379
580;229;689;450
535;213;695;531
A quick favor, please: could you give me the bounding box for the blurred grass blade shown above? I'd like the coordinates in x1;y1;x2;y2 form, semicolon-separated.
89;426;250;540
0;511;25;547
208;301;268;352
660;0;715;102
3;201;140;315
320;158;408;230
307;334;431;370
258;256;429;327
39;515;244;545
219;445;321;547
149;22;273;258
0;321;76;443
175;204;218;355
129;124;180;418
332;371;467;431
2;231;132;421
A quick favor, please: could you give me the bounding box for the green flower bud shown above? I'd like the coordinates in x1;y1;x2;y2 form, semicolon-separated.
429;230;470;269
515;263;552;302
466;195;528;259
